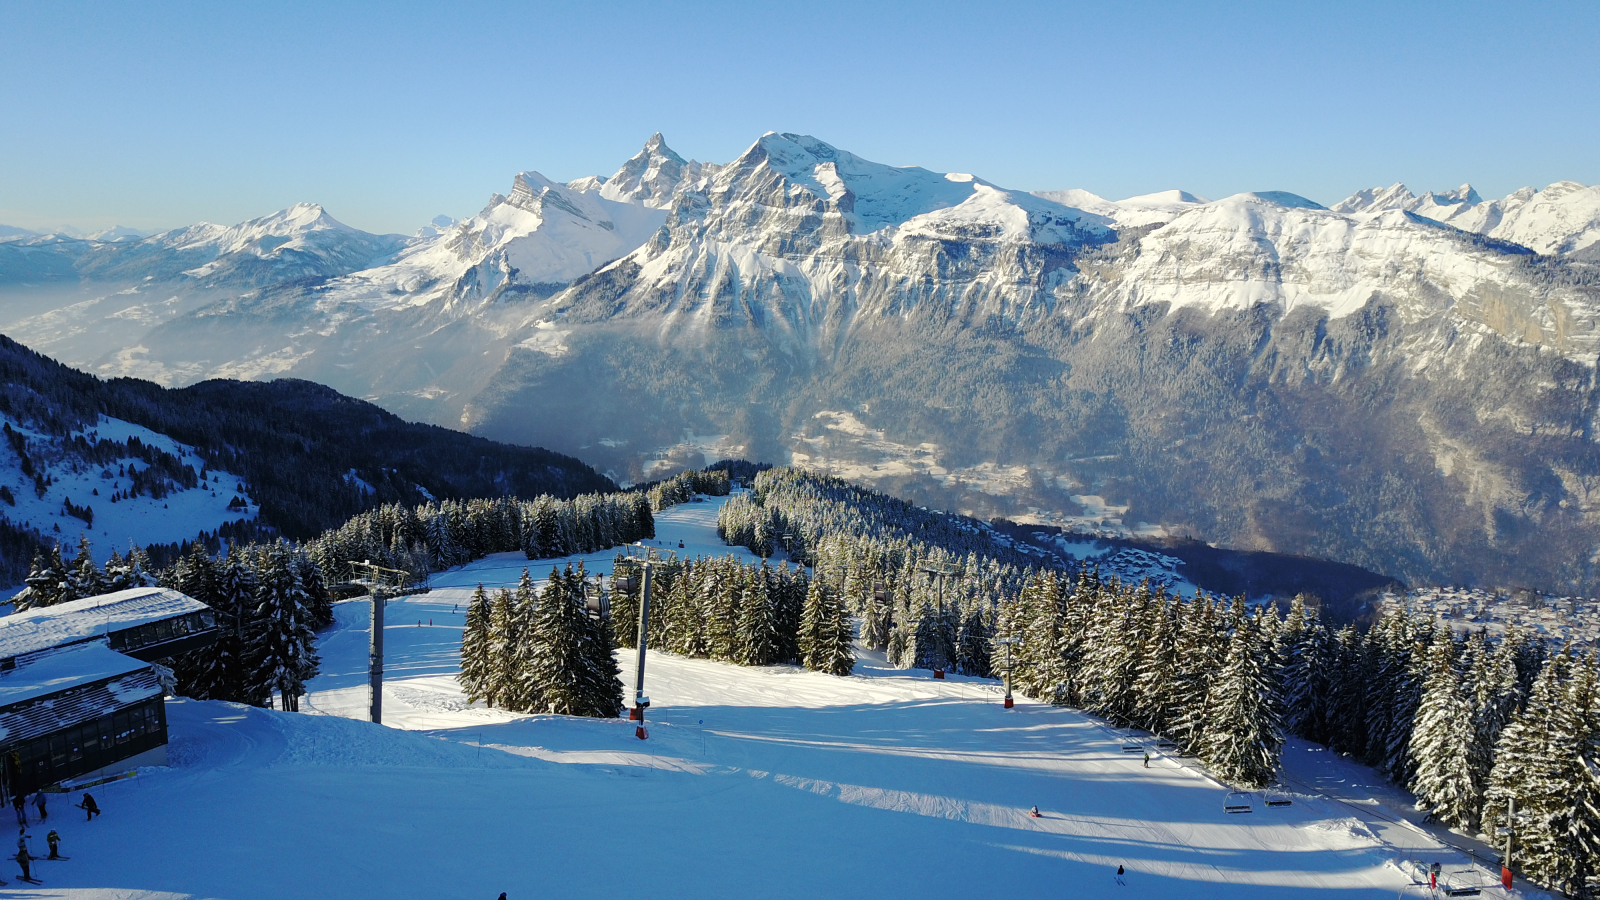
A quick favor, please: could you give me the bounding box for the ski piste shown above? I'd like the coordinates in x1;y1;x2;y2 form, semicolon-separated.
10;494;1536;898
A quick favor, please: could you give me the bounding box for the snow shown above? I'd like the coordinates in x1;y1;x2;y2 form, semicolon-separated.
750;133;982;233
1333;180;1600;255
0;588;210;660
1032;187;1209;228
0;641;152;707
0;412;255;575
12;495;1540;898
311;170;668;310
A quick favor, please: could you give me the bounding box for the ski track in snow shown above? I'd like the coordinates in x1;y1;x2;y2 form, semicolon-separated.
21;496;1542;899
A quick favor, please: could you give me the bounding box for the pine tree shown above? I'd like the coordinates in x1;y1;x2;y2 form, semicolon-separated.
1409;627;1478;829
956;602;991;678
736;564;783;666
246;542;321;711
505;569;541;712
485;587;519;708
15;547;67;610
459;584;493;704
214;547;259;703
67;535;104;600
799;576;831;671
1200;613;1283;789
528;564;591;715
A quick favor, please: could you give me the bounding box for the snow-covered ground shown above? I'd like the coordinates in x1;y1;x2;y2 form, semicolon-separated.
22;497;1537;898
0;412;254;568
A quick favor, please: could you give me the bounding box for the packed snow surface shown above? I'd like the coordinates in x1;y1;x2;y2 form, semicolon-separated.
27;497;1531;898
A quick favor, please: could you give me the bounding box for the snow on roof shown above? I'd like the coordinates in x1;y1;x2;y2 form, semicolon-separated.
0;642;152;709
0;587;209;660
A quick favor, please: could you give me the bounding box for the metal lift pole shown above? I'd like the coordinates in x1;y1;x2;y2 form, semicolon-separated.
369;585;385;725
630;560;653;736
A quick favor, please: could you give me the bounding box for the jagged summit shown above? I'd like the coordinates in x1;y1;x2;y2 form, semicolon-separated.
599;132;696;208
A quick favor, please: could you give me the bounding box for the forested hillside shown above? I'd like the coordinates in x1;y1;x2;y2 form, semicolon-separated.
0;334;615;581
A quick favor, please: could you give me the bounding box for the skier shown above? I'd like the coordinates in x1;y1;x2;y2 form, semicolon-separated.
80;792;99;821
46;830;60;859
10;792;23;826
1029;805;1040;818
1116;864;1126;886
1143;752;1150;768
32;791;46;822
15;829;34;883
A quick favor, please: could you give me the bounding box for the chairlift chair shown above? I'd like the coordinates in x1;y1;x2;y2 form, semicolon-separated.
1223;791;1254;814
1440;868;1487;897
1263;791;1293;808
1121;743;1144;753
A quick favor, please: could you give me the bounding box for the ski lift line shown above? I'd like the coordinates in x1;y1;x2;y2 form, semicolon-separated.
1278;771;1499;875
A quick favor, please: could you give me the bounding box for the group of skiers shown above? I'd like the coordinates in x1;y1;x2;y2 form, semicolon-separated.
4;788;98;885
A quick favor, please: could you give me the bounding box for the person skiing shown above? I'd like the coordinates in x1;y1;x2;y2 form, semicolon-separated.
32;791;46;822
10;793;23;826
1116;864;1126;886
80;792;99;821
15;829;33;882
1143;752;1150;768
45;830;60;860
1029;805;1040;818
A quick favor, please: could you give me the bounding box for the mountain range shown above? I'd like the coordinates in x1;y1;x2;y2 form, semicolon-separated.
4;132;1599;594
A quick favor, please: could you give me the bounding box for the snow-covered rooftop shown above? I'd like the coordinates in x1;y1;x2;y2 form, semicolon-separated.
0;587;209;661
0;641;153;709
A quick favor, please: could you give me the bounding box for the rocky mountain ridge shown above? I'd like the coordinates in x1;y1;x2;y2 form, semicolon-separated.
4;133;1599;594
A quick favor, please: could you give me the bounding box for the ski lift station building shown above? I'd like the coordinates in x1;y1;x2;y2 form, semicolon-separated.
0;587;217;801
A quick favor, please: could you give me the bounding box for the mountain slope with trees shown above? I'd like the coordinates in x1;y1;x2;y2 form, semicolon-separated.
0;333;615;582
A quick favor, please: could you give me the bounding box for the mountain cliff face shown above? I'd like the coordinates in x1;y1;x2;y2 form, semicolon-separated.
5;133;1600;593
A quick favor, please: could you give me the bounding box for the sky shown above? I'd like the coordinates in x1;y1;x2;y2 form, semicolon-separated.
1;0;1597;235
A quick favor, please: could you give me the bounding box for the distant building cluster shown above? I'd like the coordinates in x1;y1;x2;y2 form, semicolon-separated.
1377;586;1600;648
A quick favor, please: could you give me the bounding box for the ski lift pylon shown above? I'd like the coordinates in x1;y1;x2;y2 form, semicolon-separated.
1223;791;1254;814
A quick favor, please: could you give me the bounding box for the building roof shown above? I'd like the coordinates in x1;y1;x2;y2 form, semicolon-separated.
0;643;159;744
0;587;209;661
0;642;151;708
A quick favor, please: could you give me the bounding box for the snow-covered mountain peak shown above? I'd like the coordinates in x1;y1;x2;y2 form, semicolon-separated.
87;225;148;242
1031;188;1207;229
1239;191;1326;210
1332;182;1416;214
600;133;696;209
1122;189;1209;207
731;132;981;233
898;182;1112;245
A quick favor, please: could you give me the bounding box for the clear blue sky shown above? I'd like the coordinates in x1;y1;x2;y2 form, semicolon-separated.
2;0;1596;235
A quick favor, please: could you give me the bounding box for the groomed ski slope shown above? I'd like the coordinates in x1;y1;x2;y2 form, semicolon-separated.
25;496;1531;899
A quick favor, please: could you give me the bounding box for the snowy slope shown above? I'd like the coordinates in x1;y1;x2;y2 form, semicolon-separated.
1033;188;1210;229
21;495;1524;898
0;413;255;566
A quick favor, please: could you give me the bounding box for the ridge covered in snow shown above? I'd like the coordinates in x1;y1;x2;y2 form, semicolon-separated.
1334;180;1600;256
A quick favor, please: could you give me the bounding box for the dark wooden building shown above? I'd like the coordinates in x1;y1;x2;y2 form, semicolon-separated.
0;587;217;800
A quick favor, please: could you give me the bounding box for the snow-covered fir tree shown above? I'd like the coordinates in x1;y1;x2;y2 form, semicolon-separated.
459;584;493;703
1200;606;1282;789
245;541;320;711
